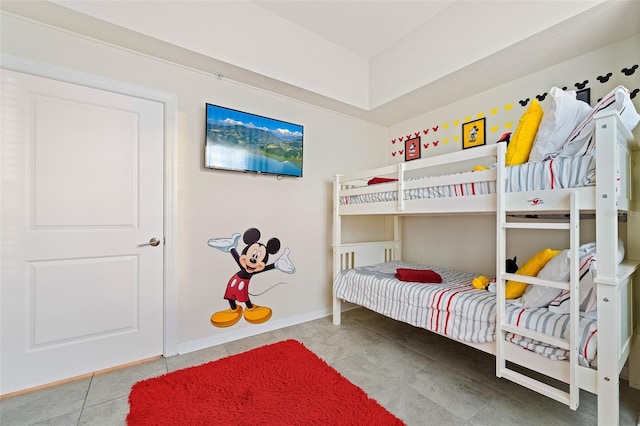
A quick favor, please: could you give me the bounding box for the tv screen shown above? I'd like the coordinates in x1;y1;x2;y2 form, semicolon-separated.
205;104;304;177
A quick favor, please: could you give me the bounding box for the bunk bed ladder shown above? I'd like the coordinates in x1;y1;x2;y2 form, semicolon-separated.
496;190;580;410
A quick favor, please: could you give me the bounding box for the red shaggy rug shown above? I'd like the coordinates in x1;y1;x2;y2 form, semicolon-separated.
127;339;404;425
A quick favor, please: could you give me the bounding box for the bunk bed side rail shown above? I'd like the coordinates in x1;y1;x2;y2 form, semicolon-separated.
337;168;496;197
336;143;499;184
335;144;500;216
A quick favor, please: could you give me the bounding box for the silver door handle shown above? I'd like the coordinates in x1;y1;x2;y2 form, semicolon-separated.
139;237;161;247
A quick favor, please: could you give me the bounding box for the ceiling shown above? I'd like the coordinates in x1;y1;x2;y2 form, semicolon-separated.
253;1;454;59
1;1;639;125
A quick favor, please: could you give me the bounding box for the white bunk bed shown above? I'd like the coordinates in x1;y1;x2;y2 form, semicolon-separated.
332;112;639;425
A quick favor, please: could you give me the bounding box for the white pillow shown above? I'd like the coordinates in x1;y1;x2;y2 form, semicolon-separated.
528;87;592;162
548;260;596;314
548;240;625;313
558;85;640;158
520;248;569;308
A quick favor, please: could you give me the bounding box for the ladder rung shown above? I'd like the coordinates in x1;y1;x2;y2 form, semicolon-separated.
500;368;570;406
503;222;570;230
501;324;570;350
501;273;570;290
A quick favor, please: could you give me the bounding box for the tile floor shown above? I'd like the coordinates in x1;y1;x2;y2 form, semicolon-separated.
1;308;639;425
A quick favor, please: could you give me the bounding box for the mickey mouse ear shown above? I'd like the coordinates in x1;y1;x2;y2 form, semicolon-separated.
243;228;261;244
266;238;281;254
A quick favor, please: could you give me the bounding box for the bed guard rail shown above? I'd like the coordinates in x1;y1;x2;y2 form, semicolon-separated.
333;240;401;270
336;143;501;184
335;144;503;212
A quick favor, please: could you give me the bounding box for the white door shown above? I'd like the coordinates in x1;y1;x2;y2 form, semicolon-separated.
0;69;164;395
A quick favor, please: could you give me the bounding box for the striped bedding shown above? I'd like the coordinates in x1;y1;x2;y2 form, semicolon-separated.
340;155;596;205
334;261;597;366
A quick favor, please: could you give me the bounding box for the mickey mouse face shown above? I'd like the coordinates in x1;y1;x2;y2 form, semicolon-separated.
240;242;268;274
238;228;281;274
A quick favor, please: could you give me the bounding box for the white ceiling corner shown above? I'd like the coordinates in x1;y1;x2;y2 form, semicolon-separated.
252;0;454;59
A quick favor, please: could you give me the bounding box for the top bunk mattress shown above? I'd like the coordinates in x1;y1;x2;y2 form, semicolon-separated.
339;155;596;205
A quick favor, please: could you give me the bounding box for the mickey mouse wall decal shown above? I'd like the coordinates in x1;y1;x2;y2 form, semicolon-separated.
597;72;613;83
631;88;639;99
575;80;589;90
518;98;530;106
207;227;295;328
621;65;638;76
535;92;548;102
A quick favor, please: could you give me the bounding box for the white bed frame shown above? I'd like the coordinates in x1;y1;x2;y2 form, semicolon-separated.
332;112;639;425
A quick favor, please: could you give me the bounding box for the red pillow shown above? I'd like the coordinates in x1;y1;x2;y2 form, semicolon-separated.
367;177;398;185
395;268;442;283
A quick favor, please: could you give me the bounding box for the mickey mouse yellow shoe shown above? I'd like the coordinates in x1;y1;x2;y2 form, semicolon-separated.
210;306;243;328
243;305;272;324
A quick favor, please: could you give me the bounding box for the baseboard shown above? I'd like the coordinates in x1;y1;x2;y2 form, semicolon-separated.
175;307;331;355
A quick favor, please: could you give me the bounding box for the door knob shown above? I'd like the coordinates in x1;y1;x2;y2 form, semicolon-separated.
139;237;161;247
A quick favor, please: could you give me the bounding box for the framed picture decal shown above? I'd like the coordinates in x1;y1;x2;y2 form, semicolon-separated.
462;118;486;149
405;136;421;161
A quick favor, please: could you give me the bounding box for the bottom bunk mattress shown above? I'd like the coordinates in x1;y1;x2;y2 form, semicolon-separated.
333;261;597;366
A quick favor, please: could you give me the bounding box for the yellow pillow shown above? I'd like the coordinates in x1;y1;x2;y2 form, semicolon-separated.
505;100;544;166
505;248;560;299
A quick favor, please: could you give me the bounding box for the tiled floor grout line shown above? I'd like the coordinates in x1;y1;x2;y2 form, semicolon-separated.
76;373;93;426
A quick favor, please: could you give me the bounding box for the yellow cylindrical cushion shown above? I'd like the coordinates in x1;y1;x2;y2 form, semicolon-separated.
505;248;560;299
505;100;544;166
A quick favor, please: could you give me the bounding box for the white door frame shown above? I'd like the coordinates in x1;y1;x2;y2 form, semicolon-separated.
1;53;178;357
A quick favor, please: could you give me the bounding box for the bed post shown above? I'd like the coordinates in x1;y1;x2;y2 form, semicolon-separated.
495;141;507;379
627;134;640;392
594;113;621;425
333;174;342;325
393;216;401;261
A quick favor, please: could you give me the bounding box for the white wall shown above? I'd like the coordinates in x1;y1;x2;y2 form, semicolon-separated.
388;35;640;273
0;13;387;352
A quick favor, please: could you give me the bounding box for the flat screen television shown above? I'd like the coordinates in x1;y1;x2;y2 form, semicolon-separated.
205;104;304;177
